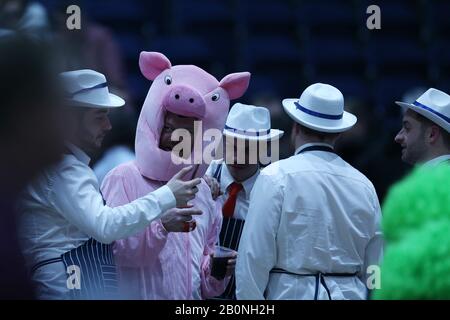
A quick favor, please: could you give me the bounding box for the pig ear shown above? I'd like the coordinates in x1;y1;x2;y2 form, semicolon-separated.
219;72;251;100
139;51;172;81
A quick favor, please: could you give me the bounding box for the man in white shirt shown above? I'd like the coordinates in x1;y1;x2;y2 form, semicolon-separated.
205;103;283;299
394;88;450;166
17;69;202;299
236;83;383;300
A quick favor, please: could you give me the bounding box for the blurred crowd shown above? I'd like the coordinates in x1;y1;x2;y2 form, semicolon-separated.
0;0;418;201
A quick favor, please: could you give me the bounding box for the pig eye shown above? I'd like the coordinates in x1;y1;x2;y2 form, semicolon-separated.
211;93;220;102
164;75;172;85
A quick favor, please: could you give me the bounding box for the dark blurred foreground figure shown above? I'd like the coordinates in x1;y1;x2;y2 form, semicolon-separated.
0;32;65;299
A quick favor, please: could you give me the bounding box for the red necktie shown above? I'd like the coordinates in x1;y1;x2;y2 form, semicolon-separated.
222;182;243;218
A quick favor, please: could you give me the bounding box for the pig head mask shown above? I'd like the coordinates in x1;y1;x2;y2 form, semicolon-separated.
136;51;251;181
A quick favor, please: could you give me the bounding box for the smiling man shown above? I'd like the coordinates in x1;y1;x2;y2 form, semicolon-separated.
395;88;450;166
159;111;197;158
205;103;284;300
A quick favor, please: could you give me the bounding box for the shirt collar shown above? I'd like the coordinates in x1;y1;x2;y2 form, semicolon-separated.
295;142;334;155
423;154;450;167
66;142;91;165
220;163;260;199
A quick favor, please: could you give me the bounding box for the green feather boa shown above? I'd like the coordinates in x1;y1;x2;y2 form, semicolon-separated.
373;164;450;299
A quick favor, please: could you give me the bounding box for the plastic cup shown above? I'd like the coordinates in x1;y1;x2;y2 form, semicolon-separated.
211;246;235;280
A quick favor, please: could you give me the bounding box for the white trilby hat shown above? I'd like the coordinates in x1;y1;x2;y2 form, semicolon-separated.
282;83;357;133
223;103;284;141
395;88;450;133
60;69;125;108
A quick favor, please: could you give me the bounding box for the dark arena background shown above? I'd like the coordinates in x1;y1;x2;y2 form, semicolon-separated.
20;0;449;201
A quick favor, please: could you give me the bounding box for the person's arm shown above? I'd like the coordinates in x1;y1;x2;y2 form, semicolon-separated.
49;161;175;244
101;169;171;266
200;198;230;298
361;189;384;290
235;172;283;300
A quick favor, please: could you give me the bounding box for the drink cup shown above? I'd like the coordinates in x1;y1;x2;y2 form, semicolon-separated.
211;246;235;280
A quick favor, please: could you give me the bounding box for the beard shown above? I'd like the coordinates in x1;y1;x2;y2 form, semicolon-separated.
76;124;106;158
402;139;428;165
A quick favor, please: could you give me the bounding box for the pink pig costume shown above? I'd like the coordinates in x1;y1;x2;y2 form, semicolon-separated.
101;52;251;299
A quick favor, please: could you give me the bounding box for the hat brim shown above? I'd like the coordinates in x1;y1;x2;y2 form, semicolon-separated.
223;129;284;141
69;93;125;108
395;101;450;133
282;98;357;133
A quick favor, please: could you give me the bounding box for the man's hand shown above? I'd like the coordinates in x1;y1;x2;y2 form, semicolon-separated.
224;252;237;277
210;250;238;280
203;175;222;200
167;166;202;207
161;205;202;232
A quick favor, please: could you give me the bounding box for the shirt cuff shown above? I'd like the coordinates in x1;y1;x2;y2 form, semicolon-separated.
152;184;176;212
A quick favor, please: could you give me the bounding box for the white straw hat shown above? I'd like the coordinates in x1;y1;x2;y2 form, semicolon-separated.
395;88;450;133
60;69;125;108
282;83;357;133
223;103;284;141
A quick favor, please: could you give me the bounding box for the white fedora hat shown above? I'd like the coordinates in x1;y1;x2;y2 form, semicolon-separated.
60;69;125;108
395;88;450;133
282;83;357;133
223;103;284;141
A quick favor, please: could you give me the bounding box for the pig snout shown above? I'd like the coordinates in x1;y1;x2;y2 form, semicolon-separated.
163;85;206;119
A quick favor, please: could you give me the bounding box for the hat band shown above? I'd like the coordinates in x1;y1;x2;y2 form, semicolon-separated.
224;125;271;137
294;101;343;120
68;82;108;98
413;101;450;124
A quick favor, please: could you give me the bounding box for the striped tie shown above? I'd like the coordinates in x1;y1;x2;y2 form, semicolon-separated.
222;182;243;218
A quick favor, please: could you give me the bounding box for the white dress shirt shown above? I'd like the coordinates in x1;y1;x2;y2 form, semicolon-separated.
236;144;383;300
424;154;450;166
17;143;176;299
93;145;135;185
206;159;260;220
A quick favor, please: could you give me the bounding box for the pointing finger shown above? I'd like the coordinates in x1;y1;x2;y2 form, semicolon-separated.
172;166;193;180
185;178;201;188
178;209;202;216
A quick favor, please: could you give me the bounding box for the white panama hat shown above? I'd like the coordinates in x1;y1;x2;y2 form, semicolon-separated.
60;69;125;108
223;103;284;141
395;88;450;133
282;83;357;133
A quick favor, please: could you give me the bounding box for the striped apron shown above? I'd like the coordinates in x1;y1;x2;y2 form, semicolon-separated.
31;151;119;299
213;163;246;300
31;238;118;300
